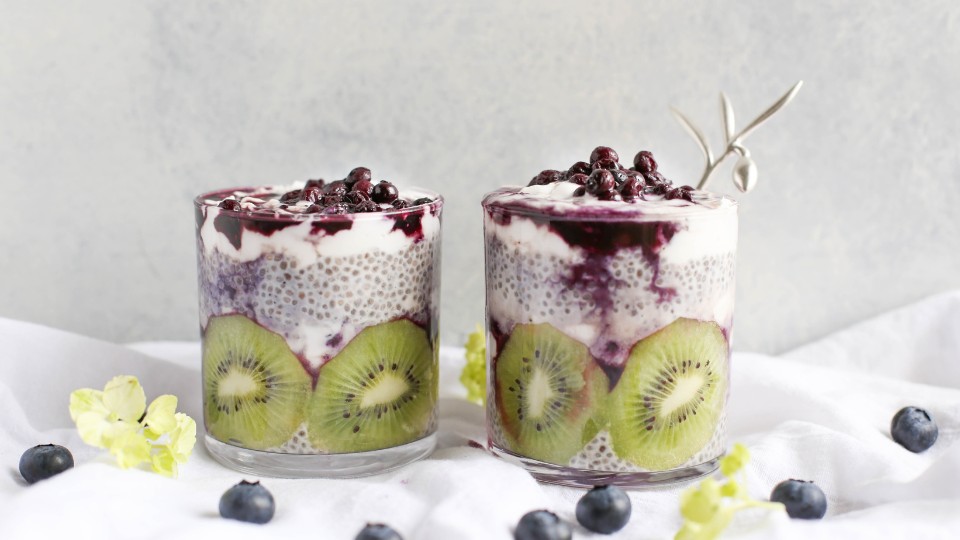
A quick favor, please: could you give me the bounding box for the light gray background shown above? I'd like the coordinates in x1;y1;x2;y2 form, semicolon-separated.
2;0;958;353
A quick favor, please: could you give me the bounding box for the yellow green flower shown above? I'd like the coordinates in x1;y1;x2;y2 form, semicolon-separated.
460;325;487;405
69;375;197;477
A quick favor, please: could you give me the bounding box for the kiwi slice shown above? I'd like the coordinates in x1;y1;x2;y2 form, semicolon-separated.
608;318;728;470
495;323;608;465
203;315;311;450
307;319;436;453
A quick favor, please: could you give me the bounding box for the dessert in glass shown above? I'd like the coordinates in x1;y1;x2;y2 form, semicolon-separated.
482;147;737;487
194;168;442;477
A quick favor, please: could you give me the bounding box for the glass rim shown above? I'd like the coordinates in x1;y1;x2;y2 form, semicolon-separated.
194;186;444;222
481;189;737;222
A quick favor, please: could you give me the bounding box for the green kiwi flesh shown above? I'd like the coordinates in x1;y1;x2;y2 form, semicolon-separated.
495;323;608;465
307;319;436;453
609;318;728;470
203;314;311;450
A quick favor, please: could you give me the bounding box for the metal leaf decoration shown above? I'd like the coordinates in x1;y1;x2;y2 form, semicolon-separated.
672;81;803;192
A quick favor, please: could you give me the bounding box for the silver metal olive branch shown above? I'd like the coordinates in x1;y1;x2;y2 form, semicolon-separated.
671;81;803;193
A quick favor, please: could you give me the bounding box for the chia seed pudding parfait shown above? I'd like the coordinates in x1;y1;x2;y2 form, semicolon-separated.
194;168;442;478
483;147;737;487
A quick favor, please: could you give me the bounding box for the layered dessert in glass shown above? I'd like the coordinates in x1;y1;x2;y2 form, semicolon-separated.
194;168;442;477
482;147;737;487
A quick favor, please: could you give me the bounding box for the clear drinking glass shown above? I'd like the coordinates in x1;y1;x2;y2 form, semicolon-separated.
195;187;442;477
482;191;737;487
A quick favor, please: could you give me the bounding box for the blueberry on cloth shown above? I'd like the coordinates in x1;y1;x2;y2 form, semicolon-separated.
19;444;74;484
575;485;632;534
355;523;403;540
219;480;275;524
514;510;572;540
891;406;938;453
770;479;827;519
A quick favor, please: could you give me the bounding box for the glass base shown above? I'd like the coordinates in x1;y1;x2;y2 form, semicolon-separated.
489;443;720;489
205;433;437;478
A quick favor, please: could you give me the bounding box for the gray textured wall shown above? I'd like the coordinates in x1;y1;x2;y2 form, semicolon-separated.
2;0;959;353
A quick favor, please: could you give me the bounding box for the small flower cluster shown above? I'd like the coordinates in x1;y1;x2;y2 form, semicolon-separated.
69;375;196;477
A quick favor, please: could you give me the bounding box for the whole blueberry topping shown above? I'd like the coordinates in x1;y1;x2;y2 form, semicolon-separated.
219;480;275;524
529;169;564;187
412;197;434;206
352;179;375;196
585;169;616;195
391;199;410;209
303;204;322;214
620;176;644;199
770;479;827;519
665;187;692;201
305;178;325;190
589;146;619;164
300;185;324;203
371;181;399;203
575;485;632;534
280;189;302;203
324;181;349;197
344;191;371;205
633;150;657;173
321;194;343;206
679;185;694;192
572;186;586;197
643;171;668;187
346;167;372;187
218;199;242;211
355;523;403;540
610;168;630;187
567;173;589;185
353;199;380;213
891;406;938;453
514;510;571;540
646;183;668;195
591;158;619;171
19;444;74;484
568;161;592;176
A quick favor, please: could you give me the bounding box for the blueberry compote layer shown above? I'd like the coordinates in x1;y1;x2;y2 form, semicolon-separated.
195;175;442;455
482;147;737;474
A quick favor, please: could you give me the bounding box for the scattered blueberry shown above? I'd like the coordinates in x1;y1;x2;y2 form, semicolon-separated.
665;187;692;201
575;485;632;534
391;199;410;209
346;167;372;187
218;199;242;211
514;510;572;540
303;204;322;214
568;161;592;176
412;197;434;206
610;168;630;187
353;199;380;213
567;173;589;186
372;181;399;203
322;194;344;206
585;169;616;195
323;203;353;215
219;480;276;524
633;150;657;173
770;479;827;519
891;406;938;453
19;444;74;484
355;523;403;540
590;146;619;164
572;186;586;197
529;170;564;186
279;189;302;203
304;178;325;190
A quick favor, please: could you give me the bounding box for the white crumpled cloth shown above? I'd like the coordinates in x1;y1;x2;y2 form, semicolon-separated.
1;292;958;539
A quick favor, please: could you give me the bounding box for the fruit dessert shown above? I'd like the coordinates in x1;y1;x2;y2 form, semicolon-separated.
482;147;737;479
195;168;442;456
